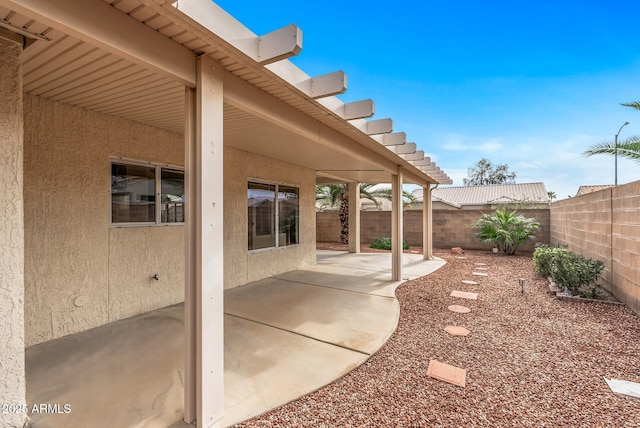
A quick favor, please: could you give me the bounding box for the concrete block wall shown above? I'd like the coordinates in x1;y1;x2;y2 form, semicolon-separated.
317;208;551;252
551;180;640;315
433;208;550;252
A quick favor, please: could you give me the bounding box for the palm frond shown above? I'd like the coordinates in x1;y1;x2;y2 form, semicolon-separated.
583;138;640;164
621;101;640;111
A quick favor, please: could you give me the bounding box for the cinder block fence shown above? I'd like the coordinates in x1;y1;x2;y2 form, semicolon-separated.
316;209;551;252
550;180;640;315
316;179;640;316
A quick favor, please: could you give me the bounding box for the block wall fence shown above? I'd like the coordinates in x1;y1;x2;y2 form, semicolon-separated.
550;180;640;315
317;180;639;316
316;208;551;252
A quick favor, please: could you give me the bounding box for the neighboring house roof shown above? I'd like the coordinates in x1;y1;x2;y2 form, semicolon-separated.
412;182;550;206
575;185;613;196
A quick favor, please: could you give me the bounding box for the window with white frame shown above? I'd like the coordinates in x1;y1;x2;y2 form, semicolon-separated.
248;181;299;250
111;160;184;225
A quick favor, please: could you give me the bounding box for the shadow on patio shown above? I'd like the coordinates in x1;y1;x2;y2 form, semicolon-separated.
26;252;445;427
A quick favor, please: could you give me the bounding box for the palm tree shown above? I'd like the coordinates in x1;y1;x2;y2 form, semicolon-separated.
583;140;640;164
583;102;640;165
547;191;556;202
316;183;417;244
472;208;541;255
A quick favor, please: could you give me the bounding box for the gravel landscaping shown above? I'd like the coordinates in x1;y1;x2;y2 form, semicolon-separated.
234;249;640;427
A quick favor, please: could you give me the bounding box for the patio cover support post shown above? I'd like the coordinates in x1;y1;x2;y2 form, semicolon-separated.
0;33;27;428
348;182;360;253
391;170;403;281
184;54;224;427
423;186;433;260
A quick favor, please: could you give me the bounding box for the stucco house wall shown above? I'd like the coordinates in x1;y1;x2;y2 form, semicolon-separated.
224;146;316;289
22;95;318;345
0;35;27;428
23;95;185;346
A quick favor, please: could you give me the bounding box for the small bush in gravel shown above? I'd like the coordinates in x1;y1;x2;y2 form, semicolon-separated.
370;236;409;250
533;243;569;276
533;244;604;297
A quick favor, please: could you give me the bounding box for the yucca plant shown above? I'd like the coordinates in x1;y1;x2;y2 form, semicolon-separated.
472;208;541;255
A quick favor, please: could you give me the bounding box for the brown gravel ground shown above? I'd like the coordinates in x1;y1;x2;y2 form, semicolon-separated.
233;249;640;427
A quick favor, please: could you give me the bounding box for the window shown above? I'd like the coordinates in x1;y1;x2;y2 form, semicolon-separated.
111;160;184;225
161;168;185;223
278;185;299;247
248;181;299;250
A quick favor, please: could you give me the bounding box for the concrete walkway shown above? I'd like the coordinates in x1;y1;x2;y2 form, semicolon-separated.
25;252;445;428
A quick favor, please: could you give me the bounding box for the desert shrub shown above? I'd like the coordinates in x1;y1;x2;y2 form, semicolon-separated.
534;244;604;297
370;236;409;250
472;208;541;255
533;243;569;276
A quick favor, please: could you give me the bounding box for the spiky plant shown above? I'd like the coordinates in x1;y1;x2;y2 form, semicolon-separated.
472;208;541;255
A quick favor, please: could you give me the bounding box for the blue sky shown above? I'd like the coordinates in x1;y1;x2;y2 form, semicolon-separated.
215;0;640;199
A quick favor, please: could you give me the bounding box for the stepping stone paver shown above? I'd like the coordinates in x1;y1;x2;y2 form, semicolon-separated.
455;256;466;259
472;272;488;277
461;280;478;285
427;359;467;388
444;325;470;336
448;304;471;314
450;290;478;300
474;263;487;266
475;267;489;271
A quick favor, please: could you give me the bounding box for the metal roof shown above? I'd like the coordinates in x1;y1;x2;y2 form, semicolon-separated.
575;185;613;196
413;182;550;206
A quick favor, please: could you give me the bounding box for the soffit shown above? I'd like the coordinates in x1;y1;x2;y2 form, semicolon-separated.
3;0;445;185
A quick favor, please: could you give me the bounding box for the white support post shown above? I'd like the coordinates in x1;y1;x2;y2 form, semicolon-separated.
423;186;433;260
391;170;403;281
184;86;197;423
187;54;224;427
348;182;360;253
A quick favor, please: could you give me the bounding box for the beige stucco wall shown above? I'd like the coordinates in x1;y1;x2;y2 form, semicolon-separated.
23;95;184;346
551;181;640;315
224;146;316;289
0;35;28;428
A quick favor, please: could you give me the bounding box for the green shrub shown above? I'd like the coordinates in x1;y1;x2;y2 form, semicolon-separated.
370;236;409;250
533;244;604;297
472;208;541;255
533;243;569;276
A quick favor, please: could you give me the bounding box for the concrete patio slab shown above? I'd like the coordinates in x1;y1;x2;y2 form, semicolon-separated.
223;316;367;426
275;265;398;297
225;277;399;354
26;305;185;428
26;252;446;427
